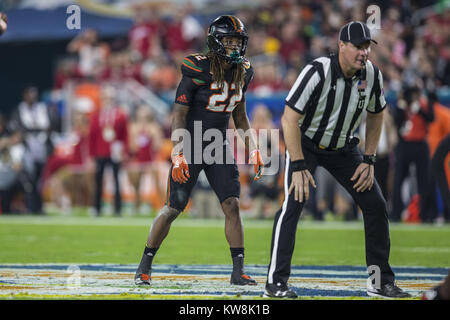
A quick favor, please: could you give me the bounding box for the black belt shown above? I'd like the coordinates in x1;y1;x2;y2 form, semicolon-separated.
302;136;360;155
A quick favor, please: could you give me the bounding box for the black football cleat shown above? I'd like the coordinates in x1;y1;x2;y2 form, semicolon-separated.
134;273;151;286
134;251;154;286
230;273;257;286
367;282;411;298
263;282;298;298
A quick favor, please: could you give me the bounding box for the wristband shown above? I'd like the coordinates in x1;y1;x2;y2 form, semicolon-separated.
363;154;376;165
290;159;307;172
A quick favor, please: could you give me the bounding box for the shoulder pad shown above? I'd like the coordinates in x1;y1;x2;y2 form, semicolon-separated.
191;53;209;61
181;54;210;79
181;56;203;74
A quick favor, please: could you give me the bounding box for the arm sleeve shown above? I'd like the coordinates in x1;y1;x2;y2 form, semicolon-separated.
285;64;321;114
175;55;208;106
367;68;387;114
174;75;199;107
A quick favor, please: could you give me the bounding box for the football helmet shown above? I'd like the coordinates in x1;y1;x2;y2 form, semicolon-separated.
207;15;248;64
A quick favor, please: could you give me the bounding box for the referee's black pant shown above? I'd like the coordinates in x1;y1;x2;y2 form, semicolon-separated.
267;136;395;287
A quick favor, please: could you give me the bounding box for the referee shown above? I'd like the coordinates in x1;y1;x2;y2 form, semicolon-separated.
264;21;411;299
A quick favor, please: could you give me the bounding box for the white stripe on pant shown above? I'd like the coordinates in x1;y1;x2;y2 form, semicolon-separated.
267;151;290;284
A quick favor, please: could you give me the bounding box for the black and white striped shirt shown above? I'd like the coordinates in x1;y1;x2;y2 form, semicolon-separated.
286;53;386;149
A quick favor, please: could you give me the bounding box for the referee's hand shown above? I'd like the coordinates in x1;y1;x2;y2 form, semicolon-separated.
350;163;374;192
289;170;316;203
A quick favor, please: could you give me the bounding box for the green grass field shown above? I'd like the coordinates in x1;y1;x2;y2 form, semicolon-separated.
1;213;449;267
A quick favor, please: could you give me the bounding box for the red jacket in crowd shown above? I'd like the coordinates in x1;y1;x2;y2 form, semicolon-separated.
88;107;129;160
401;99;434;142
128;21;160;59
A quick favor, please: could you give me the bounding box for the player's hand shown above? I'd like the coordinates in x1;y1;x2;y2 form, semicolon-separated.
171;153;190;184
288;169;316;203
350;163;374;192
249;149;264;180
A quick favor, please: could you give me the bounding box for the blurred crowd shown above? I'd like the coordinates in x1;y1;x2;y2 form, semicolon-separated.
0;0;449;224
51;0;450;98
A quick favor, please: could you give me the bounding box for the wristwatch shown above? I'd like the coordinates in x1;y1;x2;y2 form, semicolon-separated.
363;154;377;165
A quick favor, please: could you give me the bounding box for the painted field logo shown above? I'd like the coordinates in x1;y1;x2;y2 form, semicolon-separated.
66;265;81;288
1;263;445;298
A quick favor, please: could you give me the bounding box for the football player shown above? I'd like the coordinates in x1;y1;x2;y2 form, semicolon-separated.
134;15;264;286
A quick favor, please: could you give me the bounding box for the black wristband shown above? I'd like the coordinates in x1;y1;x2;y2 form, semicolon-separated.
290;159;307;172
363;154;376;165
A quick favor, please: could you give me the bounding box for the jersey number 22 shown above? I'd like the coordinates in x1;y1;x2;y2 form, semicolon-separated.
207;81;242;113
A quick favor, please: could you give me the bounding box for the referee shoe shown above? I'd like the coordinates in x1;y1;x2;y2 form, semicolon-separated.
263;282;298;299
367;282;411;298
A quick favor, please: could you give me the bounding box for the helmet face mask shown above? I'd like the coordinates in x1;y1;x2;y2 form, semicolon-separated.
207;16;248;64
